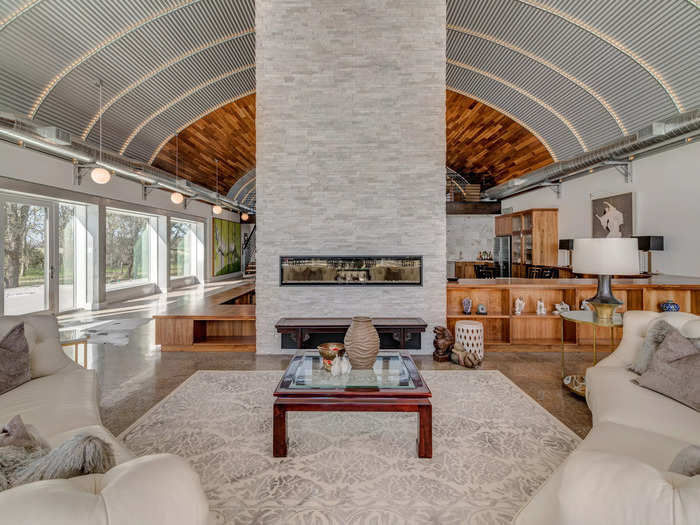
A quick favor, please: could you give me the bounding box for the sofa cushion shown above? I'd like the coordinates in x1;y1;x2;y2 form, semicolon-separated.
0;323;31;395
586;365;700;444
48;426;134;466
670;445;700;477
0;315;76;378
559;450;700;525
629;319;672;374
0;368;101;439
636;329;700;411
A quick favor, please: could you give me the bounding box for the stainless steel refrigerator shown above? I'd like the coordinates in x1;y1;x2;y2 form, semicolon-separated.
494;235;511;277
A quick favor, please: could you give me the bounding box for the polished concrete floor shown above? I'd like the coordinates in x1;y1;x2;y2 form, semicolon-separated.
59;281;607;439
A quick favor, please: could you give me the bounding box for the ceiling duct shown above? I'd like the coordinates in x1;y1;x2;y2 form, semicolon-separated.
0;114;255;214
484;109;700;200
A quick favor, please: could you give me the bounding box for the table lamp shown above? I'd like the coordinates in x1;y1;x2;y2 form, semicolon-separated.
572;238;639;321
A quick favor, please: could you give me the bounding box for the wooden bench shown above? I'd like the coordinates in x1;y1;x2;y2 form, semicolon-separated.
274;317;427;350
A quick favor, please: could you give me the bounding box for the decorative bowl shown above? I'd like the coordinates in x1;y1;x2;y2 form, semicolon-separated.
318;343;345;371
660;299;680;312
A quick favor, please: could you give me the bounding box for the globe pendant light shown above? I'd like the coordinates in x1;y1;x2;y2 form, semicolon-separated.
171;132;184;204
212;159;222;215
91;80;111;184
241;212;249;221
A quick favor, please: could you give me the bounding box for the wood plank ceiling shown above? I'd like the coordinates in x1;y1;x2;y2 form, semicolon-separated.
152;90;553;193
152;93;255;193
446;90;553;186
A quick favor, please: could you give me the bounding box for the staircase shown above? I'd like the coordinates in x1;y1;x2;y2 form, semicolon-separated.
243;225;256;278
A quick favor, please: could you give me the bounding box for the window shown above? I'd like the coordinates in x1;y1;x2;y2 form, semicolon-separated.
106;209;153;288
170;219;197;278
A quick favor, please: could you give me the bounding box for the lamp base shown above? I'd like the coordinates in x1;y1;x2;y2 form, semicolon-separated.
587;275;623;322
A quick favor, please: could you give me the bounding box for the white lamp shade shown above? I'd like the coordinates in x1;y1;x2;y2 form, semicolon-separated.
212;204;222;215
572;238;640;275
170;191;184;204
90;166;111;184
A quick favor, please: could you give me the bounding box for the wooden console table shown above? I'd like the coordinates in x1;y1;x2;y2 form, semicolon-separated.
275;317;427;349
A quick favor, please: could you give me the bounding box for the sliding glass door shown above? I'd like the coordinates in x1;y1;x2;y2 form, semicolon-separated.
2;198;50;315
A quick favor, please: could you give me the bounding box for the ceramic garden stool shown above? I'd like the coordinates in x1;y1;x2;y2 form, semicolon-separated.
454;320;484;362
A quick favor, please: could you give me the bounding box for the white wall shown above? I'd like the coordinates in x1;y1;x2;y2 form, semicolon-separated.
503;141;700;277
256;0;446;353
446;215;495;261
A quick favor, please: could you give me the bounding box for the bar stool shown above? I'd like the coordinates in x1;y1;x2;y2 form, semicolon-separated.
454;320;484;364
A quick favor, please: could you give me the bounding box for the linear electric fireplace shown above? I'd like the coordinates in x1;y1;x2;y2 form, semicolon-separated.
280;256;422;285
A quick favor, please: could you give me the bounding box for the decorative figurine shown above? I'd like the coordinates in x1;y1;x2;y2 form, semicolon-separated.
330;355;351;376
514;296;525;315
580;300;591;311
432;326;454;362
450;340;483;368
476;304;487;315
536;299;547;316
462;298;472;315
553;301;571;315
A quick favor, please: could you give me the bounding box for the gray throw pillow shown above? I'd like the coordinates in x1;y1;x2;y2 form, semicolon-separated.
670;445;700;477
629;320;674;375
0;323;31;395
636;328;700;412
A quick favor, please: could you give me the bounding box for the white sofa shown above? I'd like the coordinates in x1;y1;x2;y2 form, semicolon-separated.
0;314;211;525
513;311;700;525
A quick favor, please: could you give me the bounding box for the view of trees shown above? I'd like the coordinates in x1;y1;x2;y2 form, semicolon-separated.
3;203;46;289
105;211;150;284
169;220;194;277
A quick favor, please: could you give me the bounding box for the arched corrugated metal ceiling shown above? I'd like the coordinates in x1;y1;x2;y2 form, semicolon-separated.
1;0;698;199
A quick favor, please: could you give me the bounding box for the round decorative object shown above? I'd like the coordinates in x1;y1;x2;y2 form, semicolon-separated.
453;320;484;367
317;342;345;371
476;304;487;315
563;375;586;397
660;299;680;312
462;298;472;314
344;316;379;369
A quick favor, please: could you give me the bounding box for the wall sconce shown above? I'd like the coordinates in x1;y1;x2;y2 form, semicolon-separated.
635;236;664;274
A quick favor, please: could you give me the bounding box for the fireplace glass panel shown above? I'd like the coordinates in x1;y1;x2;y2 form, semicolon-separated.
280;256;422;285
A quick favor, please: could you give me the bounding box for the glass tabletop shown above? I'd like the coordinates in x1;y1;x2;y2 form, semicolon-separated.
560;310;623;327
280;351;416;390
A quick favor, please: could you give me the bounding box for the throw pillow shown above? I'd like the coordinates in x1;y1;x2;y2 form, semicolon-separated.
636;328;700;412
0;323;31;395
629;319;673;374
559;450;700;525
670;445;700;477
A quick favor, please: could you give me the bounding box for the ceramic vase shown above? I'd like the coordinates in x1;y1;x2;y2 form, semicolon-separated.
344;316;379;369
462;298;472;314
660;299;680;312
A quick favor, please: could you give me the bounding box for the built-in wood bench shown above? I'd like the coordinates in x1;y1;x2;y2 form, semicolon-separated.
154;283;256;352
275;317;427;350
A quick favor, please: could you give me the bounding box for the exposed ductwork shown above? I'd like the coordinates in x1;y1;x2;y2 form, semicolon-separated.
484;109;700;200
0;113;255;214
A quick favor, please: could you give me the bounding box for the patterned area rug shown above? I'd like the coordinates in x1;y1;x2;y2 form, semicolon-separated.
120;370;579;524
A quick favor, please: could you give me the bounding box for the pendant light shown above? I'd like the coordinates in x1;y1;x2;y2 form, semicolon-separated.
241;212;249;221
212;158;222;215
90;80;111;184
171;132;184;204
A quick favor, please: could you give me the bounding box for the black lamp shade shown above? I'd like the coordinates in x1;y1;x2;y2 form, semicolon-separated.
559;239;574;250
635;236;664;251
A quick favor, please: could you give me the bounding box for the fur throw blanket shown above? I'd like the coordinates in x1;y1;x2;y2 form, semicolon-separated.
0;415;115;490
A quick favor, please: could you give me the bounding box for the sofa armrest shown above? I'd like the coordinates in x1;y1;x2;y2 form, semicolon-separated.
0;454;209;525
100;454;209;525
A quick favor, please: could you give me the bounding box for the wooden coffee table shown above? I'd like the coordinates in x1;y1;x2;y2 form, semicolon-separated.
273;350;432;458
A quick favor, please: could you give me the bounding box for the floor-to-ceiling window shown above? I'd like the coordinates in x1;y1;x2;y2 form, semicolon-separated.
105;208;155;289
169;219;197;279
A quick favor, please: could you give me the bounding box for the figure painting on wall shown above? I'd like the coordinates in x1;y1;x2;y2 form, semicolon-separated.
591;192;634;238
212;218;241;276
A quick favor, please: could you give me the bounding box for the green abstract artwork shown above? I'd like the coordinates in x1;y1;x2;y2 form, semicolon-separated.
212;218;241;276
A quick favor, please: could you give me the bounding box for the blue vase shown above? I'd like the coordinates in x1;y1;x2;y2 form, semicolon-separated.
660;299;680;312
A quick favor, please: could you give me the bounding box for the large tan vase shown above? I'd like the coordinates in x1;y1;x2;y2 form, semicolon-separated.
344;316;380;369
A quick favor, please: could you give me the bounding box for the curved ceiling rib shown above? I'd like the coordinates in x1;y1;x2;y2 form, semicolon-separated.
120;65;255;155
515;0;683;111
447;58;588;151
0;0;42;30
81;27;254;140
447;24;627;134
28;0;202;118
148;90;256;165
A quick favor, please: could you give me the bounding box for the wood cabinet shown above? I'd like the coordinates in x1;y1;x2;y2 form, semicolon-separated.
495;209;558;275
494;215;512;236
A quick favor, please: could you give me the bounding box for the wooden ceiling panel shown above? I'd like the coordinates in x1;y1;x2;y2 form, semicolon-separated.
446;90;553;186
152;93;256;193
